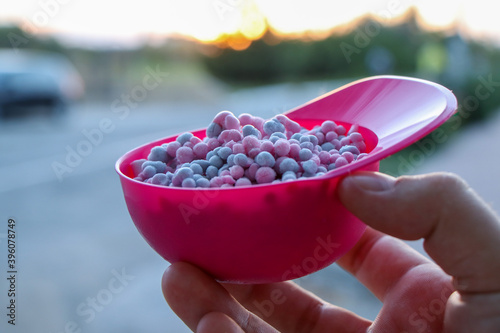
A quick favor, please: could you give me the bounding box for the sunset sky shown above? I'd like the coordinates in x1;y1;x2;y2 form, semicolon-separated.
0;0;498;48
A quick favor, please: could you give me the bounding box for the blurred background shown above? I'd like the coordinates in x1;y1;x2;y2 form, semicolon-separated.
1;0;500;332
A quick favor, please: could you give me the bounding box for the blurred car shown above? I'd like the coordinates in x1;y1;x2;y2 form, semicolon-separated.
0;49;84;118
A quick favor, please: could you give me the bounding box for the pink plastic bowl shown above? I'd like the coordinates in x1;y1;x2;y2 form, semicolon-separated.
116;76;457;284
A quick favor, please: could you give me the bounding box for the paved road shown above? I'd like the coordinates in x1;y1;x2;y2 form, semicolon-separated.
0;79;498;332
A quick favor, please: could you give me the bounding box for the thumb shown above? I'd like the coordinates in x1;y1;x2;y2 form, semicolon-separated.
338;171;500;293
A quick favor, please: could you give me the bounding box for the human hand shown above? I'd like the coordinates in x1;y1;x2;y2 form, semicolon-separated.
162;172;500;332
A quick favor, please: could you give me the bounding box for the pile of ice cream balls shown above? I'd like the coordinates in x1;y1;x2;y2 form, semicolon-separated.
131;111;368;188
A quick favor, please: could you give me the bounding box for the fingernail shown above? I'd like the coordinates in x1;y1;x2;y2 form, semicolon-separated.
347;172;395;192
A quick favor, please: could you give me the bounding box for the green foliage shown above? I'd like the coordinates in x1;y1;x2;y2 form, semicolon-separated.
201;17;427;84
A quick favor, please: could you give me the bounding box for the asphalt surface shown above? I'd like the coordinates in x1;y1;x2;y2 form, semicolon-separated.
0;79;498;332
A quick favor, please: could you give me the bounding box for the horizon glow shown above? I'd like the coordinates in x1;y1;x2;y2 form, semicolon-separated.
0;0;498;48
